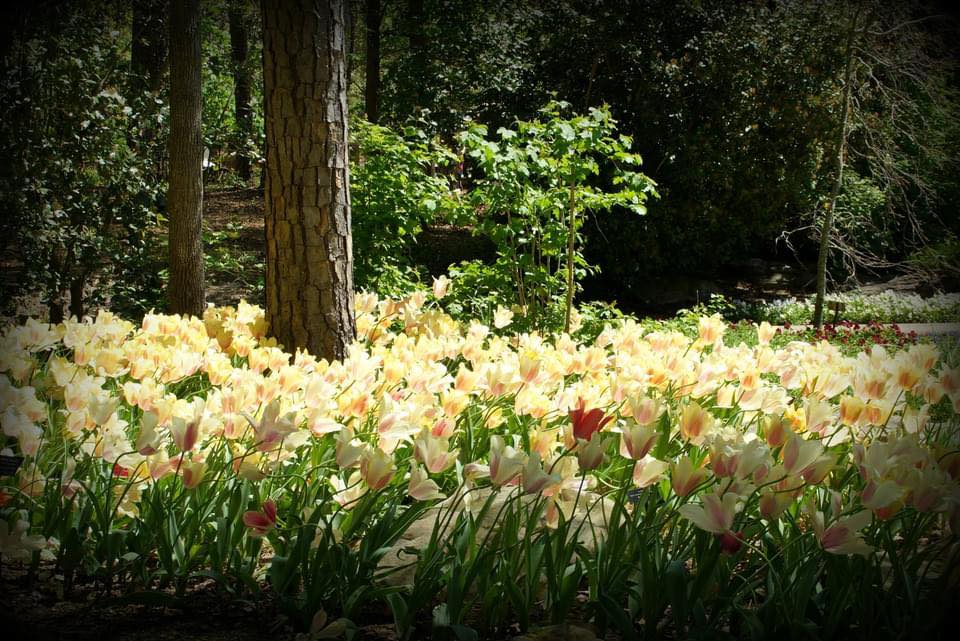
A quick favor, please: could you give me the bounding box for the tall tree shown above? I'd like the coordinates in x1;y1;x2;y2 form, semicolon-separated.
364;0;381;123
167;0;205;316
813;4;861;330
131;0;168;95
261;0;356;360
228;0;253;183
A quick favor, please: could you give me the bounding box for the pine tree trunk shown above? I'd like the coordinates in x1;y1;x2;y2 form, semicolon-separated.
262;0;356;361
228;0;253;183
364;0;381;123
813;5;860;329
167;0;205;317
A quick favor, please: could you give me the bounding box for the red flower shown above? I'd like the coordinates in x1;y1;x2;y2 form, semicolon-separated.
717;530;744;555
113;464;130;478
569;399;613;441
243;499;278;537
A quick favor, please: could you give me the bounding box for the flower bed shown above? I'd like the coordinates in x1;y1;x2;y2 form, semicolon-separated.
1;296;959;638
755;290;960;325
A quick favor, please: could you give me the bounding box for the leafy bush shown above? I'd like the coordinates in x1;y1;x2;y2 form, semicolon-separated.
451;101;656;331
0;15;165;321
351;118;466;296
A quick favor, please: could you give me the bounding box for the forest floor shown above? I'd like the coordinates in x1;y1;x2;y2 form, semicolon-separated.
0;560;605;641
199;187;816;314
1;187;933;322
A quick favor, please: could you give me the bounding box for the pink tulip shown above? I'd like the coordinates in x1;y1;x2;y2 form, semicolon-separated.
243;499;278;537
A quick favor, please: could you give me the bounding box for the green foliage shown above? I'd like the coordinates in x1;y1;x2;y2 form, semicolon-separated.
0;13;164;320
199;3;264;186
450;102;656;331
350;118;467;296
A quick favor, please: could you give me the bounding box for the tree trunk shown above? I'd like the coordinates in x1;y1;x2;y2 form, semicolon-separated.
131;0;169;95
69;275;85;320
407;0;426;109
229;0;253;183
167;0;205;317
813;5;861;329
262;0;356;360
564;185;577;333
364;0;381;123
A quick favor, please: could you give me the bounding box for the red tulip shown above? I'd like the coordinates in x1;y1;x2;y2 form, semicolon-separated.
569;399;613;442
242;499;278;537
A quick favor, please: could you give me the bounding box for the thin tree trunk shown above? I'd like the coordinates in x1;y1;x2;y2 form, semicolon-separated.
364;0;381;123
131;0;168;182
564;185;576;333
69;275;85;320
229;0;253;183
407;0;426;109
262;0;356;360
167;0;205;316
813;5;861;329
131;0;168;95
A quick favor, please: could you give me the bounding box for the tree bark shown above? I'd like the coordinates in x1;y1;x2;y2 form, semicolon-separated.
132;0;169;95
229;0;253;182
364;0;381;123
167;0;205;317
813;5;861;329
261;0;356;360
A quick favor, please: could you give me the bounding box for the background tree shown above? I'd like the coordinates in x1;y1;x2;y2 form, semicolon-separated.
364;0;382;123
167;0;205;316
0;4;163;321
228;0;253;183
813;4;861;329
131;0;169;95
262;0;356;360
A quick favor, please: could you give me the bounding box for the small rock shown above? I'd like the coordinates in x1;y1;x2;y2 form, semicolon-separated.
512;623;598;641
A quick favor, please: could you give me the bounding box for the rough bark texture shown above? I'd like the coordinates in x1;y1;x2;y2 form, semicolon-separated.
228;0;253;182
364;0;381;123
167;0;205;317
131;0;169;94
261;0;356;361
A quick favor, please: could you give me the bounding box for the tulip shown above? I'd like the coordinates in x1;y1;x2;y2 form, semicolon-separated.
493;306;514;329
619;420;658;461
521;452;561;495
576;432;607;471
815;510;874;556
180;457;207;489
360;447;396;491
782;434;823;477
335;428;364;469
414;431;459;474
407;463;444;501
678;491;740;535
756;321;775;346
569;399;613;442
489;435;525;486
671;456;708;497
679;401;715;445
243;499;278;537
432;275;450;299
626;395;663;425
633;455;669;488
697;314;725;346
